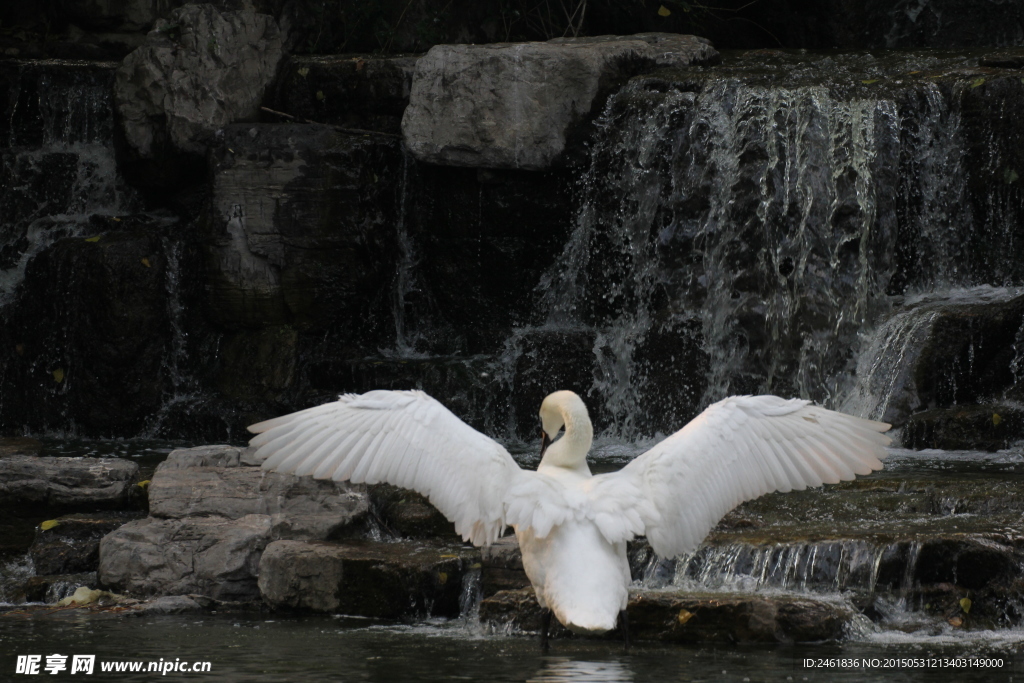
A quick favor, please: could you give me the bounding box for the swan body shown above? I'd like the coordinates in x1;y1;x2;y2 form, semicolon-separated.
248;389;890;635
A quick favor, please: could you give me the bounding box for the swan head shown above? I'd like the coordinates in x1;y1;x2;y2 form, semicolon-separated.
538;390;593;471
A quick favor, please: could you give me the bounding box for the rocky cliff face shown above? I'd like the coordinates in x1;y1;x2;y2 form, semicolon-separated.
1;12;1023;450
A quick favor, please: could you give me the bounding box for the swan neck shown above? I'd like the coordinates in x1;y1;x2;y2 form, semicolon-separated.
540;403;593;471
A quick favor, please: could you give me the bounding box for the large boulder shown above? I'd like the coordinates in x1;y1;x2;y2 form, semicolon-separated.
258;538;479;617
149;447;369;540
99;445;370;600
115;3;283;159
843;288;1024;430
99;514;272;601
401;33;718;169
0;456;140;513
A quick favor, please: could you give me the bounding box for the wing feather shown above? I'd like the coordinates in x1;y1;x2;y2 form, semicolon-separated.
248;390;522;546
610;395;890;558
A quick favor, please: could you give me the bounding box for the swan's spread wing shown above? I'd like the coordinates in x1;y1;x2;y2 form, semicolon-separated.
247;390;520;546
612;396;891;558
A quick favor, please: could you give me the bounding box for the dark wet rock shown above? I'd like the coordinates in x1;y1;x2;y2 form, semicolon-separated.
316;356;509;436
99;514;272;601
402;34;718;169
258;538;479;617
16;572;98;603
368;485;458;540
266;54;418;135
914;537;1019;591
203;123;401;346
398;164;574;358
115;4;283;159
902;405;1024;451
481;588;851;643
0;438;41;457
0;456;140;513
480;535;530;597
29;511;145;576
0;222;183;436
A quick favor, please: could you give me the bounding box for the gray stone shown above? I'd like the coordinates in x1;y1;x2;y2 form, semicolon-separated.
160;445;242;469
0;456;140;512
115;3;283;158
98;445;370;601
99;514;271;601
136;594;205;614
401;33;717;169
149;457;369;540
258;538;479;618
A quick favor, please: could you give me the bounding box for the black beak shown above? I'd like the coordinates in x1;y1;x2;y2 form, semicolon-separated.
540;430;551;458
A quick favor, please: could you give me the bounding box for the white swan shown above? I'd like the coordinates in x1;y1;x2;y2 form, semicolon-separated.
248;389;889;641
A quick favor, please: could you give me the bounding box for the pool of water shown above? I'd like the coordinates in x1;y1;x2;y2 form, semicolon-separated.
1;613;1022;682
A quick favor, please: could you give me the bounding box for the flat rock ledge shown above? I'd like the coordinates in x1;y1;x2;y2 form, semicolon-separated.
0;455;140;512
99;445;369;602
481;588;852;644
259;538;480;618
402;33;718;169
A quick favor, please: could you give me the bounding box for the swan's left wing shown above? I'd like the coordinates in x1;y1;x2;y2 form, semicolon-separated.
600;395;891;558
247;390;521;546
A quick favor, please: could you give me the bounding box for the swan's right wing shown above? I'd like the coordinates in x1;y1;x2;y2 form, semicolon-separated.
608;395;891;558
247;390;521;546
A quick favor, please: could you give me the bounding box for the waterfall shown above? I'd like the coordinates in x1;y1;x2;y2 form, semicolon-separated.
0;63;137;304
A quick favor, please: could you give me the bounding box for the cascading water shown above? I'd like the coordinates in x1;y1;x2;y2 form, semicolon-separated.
0;62;138;302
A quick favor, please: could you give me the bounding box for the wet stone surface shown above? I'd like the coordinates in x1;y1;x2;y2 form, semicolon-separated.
480;588;851;644
258;538;479;618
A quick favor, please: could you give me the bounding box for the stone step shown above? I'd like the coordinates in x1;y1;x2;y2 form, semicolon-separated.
258;538;479;619
480;588;851;644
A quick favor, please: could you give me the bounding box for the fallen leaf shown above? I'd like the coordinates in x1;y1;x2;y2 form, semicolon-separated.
84;236;101;243
297;66;310;78
861;79;880;85
316;90;325;101
993;413;1002;426
52;368;64;383
355;58;365;71
948;616;963;627
112;217;121;222
141;258;151;268
1004;169;1019;185
970;77;986;89
137;480;151;489
437;572;448;584
960;597;972;613
657;5;671;16
40;520;59;531
908;70;921;75
677;609;694;624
